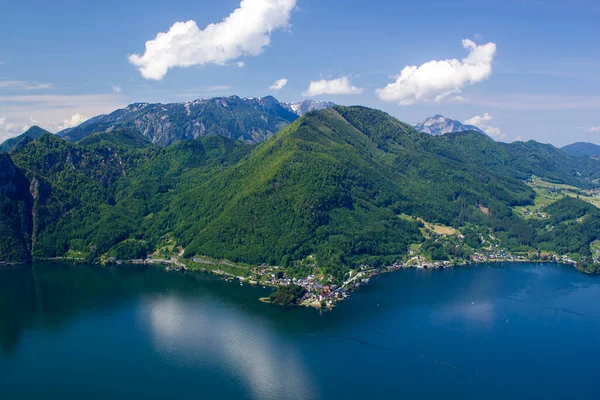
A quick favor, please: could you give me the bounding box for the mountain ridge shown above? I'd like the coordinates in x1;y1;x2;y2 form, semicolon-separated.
0;126;52;153
561;142;600;158
57;96;336;146
414;114;486;136
3;106;600;273
283;100;337;116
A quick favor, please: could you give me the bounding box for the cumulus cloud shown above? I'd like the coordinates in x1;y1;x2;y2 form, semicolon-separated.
0;93;124;139
57;114;88;131
111;84;122;93
0;116;41;142
303;76;363;97
465;113;505;140
21;116;40;133
269;78;288;91
129;0;297;80
0;117;20;142
376;39;497;105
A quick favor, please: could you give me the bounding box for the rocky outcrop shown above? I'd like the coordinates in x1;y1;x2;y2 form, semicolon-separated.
414;114;486;136
58;96;301;146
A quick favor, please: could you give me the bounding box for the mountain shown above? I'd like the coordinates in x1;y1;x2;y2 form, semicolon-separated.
58;96;299;146
77;128;153;150
3;106;600;274
0;153;33;262
435;132;600;188
414;114;486;136
282;100;337;116
561;142;600;158
0;126;52;153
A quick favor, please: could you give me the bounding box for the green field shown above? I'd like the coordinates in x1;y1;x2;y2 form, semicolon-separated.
398;214;458;237
514;177;600;219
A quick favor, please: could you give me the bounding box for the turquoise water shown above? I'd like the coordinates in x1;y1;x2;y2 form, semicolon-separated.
1;262;599;399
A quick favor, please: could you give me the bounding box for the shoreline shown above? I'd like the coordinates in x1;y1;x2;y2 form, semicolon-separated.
15;254;592;310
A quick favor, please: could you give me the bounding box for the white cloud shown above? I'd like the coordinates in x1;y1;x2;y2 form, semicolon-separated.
303;76;363;97
203;85;234;92
0;117;20;142
129;0;297;80
111;84;122;93
0;80;53;90
0;93;124;140
584;126;600;133
236;61;246;68
376;39;497;105
21;116;40;133
0;116;42;142
465;113;505;140
57;114;88;131
269;78;288;91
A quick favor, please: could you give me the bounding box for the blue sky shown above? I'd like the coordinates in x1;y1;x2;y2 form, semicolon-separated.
1;0;599;145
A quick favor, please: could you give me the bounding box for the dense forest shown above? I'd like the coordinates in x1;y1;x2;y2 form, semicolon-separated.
1;106;600;277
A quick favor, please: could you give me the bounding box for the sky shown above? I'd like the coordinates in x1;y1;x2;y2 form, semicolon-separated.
1;0;599;146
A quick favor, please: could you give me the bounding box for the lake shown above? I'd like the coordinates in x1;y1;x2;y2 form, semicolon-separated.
1;262;599;399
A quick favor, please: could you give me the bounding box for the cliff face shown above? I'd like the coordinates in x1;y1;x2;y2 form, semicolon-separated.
0;154;33;263
414;114;486;136
58;96;300;146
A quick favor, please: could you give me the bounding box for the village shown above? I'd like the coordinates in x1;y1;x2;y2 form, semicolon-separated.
26;239;585;310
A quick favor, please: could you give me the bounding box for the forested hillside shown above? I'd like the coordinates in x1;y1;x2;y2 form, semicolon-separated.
561;142;600;159
0;126;52;153
2;106;600;276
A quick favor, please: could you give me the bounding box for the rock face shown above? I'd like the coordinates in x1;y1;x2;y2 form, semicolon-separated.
58;96;301;146
57;96;339;146
282;100;337;116
414;114;486;136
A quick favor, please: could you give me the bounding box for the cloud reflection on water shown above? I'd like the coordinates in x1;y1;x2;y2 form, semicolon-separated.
141;295;318;400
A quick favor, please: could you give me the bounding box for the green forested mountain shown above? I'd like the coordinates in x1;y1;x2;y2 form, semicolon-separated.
561;142;600;159
0;154;32;261
0;126;52;153
76;128;153;150
432;133;600;188
2;106;600;275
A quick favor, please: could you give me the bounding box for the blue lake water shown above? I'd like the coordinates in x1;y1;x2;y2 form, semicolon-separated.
1;262;599;399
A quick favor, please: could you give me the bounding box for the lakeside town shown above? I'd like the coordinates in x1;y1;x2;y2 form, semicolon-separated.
131;245;583;310
14;237;588;310
11;227;590;310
